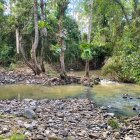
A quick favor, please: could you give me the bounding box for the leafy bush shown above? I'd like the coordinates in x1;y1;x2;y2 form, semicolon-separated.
102;23;140;83
0;44;13;65
80;43;93;60
102;53;140;83
102;56;123;80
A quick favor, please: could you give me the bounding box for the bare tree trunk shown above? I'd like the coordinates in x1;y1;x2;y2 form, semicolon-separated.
40;0;47;73
30;0;42;75
60;40;66;77
87;0;93;44
40;38;45;72
19;35;37;74
16;28;20;54
85;60;89;77
16;0;46;75
56;0;69;78
85;0;93;78
58;15;67;78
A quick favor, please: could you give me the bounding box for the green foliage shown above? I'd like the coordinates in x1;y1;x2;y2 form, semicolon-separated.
51;44;61;55
103;20;140;83
80;43;93;61
9;63;17;71
103;54;140;83
9;133;25;140
0;44;14;65
0;133;25;140
0;0;140;80
107;118;119;129
102;56;123;80
0;135;3;140
64;16;81;65
38;20;51;29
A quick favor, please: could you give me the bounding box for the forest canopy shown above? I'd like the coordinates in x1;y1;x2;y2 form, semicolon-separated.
0;0;140;83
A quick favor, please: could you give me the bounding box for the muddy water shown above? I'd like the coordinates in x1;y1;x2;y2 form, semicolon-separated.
0;83;140;116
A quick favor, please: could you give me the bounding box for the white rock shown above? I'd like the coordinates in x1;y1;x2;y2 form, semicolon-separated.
25;131;31;137
125;135;133;140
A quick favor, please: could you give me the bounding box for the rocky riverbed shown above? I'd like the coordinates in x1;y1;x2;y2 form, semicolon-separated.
0;71;101;87
0;71;81;86
0;99;140;140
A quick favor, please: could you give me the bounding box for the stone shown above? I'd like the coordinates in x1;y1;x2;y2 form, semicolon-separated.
24;122;33;130
4;108;11;113
14;111;23;117
30;100;37;106
61;131;68;137
2;126;9;133
100;123;107;129
25;131;32;137
0;131;2;134
57;113;64;118
30;106;37;111
89;134;100;139
36;134;45;139
44;130;50;135
125;135;133;140
23;99;33;102
17;120;23;127
23;109;36;119
114;132;120;139
48;135;62;140
100;106;108;110
0;98;140;139
103;113;114;117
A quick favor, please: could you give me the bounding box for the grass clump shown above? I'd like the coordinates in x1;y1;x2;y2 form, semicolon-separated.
107;118;119;129
9;133;25;140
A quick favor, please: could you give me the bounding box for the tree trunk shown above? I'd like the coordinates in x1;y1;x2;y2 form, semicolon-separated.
85;0;93;78
40;38;46;72
58;15;67;78
31;0;42;75
87;0;93;44
40;0;47;73
85;60;89;77
19;35;37;74
60;49;66;77
16;28;20;54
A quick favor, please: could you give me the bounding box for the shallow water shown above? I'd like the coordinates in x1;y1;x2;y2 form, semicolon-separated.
0;83;140;116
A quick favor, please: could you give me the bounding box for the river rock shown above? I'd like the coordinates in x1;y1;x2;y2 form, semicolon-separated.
23;109;36;119
103;112;114;118
94;77;100;85
133;105;140;112
89;133;100;139
124;135;133;140
24;131;32;137
0;99;140;139
24;122;33;130
114;132;120;139
2;126;9;133
48;135;62;140
36;134;45;139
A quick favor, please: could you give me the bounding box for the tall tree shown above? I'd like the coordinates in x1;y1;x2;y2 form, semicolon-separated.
30;0;42;75
56;0;69;78
85;0;93;77
13;0;47;75
39;0;47;72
